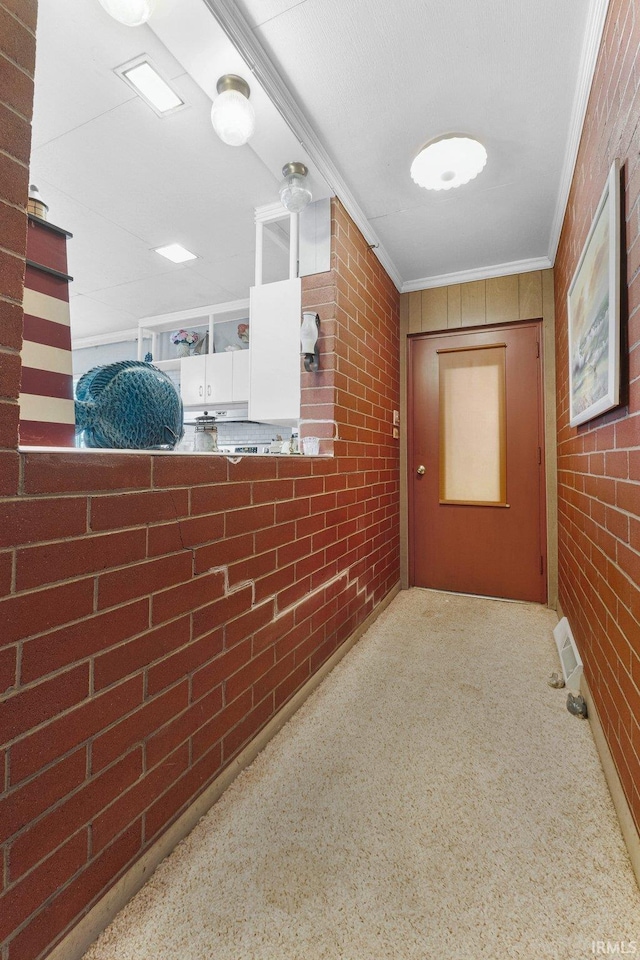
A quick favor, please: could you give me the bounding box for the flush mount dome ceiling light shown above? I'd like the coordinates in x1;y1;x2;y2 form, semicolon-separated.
410;135;487;191
97;0;155;26
211;75;255;146
279;162;312;213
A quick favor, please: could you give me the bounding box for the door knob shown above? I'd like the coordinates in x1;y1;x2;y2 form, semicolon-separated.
416;465;426;475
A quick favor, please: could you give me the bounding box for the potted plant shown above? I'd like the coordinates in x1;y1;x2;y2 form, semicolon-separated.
171;329;200;357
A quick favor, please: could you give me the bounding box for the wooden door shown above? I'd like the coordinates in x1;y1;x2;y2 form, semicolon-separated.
409;321;546;603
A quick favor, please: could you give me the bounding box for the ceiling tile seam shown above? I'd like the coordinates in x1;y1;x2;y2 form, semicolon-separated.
401;257;553;294
546;0;611;265
201;0;405;291
33;177;188;252
32;91;145;152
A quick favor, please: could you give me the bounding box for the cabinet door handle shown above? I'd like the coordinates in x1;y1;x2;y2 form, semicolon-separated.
199;385;203;397
207;385;211;397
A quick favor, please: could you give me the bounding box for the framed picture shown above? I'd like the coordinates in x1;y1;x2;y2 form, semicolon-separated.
568;159;621;427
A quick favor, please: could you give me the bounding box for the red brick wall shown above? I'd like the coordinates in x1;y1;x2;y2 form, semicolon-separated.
555;0;640;835
0;30;400;957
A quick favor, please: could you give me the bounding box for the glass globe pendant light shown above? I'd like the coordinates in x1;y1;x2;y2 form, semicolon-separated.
211;75;255;147
96;0;155;26
279;162;312;213
410;135;487;191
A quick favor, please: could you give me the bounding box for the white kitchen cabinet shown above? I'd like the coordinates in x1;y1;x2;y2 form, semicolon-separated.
249;278;301;423
231;348;250;402
179;354;207;406
180;351;249;407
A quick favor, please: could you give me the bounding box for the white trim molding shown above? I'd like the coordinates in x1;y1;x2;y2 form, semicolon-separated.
255;201;289;224
401;256;552;293
582;677;640;891
547;0;611;264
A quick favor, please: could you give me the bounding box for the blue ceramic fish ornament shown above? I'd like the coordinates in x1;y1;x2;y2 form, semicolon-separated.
75;361;184;449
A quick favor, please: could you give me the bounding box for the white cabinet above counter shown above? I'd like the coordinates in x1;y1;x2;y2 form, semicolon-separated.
180;350;249;407
248;278;301;424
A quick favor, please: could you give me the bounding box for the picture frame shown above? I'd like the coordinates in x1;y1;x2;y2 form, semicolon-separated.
567;159;621;427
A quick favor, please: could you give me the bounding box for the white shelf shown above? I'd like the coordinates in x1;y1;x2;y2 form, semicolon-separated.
151;359;181;371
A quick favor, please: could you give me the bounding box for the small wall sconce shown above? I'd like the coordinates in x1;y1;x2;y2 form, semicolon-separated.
301;312;320;372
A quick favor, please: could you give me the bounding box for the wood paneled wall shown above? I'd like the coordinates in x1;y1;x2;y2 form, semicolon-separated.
403;271;545;333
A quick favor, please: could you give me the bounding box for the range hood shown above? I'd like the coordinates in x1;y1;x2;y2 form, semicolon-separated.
185;403;250;423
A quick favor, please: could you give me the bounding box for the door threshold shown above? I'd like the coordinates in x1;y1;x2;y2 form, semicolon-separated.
413;586;543;606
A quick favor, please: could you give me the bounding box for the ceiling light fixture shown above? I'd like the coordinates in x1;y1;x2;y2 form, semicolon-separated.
279;162;312;213
97;0;155;27
211;75;255;146
118;59;184;115
154;243;198;263
410;135;487;191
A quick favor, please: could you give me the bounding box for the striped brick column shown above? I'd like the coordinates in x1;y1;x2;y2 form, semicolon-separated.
19;214;75;446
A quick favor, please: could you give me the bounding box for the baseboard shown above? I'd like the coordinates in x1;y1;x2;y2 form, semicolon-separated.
582;677;640;890
47;582;402;960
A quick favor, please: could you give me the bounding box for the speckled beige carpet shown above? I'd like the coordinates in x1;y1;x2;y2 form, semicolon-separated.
84;589;640;960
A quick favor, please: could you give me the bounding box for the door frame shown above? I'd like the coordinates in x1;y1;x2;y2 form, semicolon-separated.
405;317;552;603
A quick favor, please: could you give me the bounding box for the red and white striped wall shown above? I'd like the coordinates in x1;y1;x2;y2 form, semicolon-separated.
19;216;75;446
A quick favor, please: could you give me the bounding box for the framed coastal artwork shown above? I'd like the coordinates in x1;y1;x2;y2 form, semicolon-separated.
567;159;621;427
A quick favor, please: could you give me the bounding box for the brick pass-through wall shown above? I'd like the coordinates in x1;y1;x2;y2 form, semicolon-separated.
555;0;640;836
0;5;400;955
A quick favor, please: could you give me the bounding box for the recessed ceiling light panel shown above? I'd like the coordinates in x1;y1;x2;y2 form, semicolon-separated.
154;243;198;263
116;56;184;116
411;135;487;191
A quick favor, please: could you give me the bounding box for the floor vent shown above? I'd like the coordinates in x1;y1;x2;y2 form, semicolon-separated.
553;617;583;693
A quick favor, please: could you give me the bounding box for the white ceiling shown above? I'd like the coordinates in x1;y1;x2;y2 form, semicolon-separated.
30;0;607;340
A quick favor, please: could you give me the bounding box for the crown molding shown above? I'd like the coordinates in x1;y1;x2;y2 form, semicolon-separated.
547;0;611;264
401;256;552;293
202;0;404;292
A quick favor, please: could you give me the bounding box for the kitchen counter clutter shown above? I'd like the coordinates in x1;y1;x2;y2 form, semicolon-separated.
176;414;298;455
